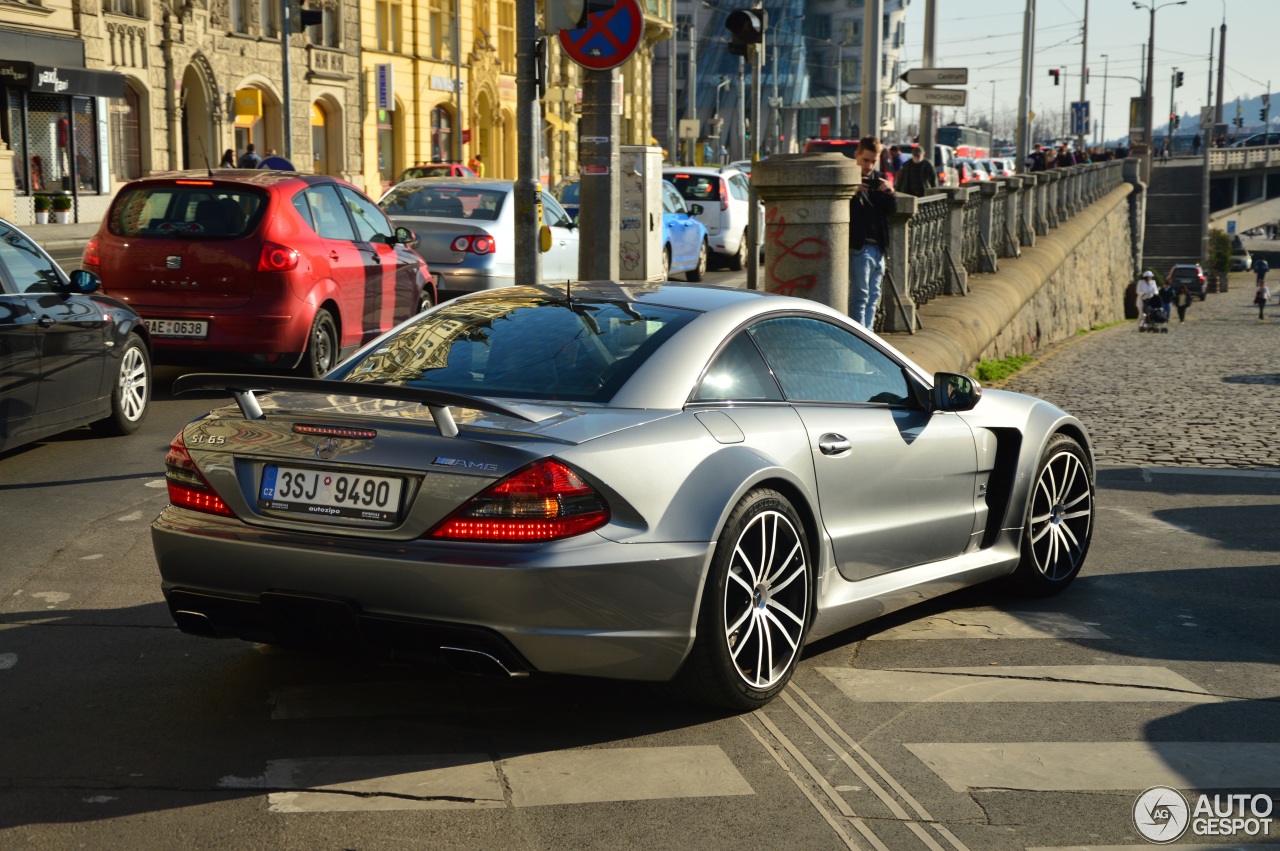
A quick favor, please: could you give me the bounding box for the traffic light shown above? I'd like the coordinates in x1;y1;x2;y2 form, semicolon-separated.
288;0;323;30
1175;71;1185;88
1169;113;1177;128
725;9;765;57
545;0;615;34
1049;69;1060;85
1263;109;1269;121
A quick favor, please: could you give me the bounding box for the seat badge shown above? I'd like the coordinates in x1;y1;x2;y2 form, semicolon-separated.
314;438;340;460
165;255;183;270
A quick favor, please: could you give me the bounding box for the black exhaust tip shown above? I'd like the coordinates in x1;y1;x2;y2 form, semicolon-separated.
172;610;220;638
440;646;529;678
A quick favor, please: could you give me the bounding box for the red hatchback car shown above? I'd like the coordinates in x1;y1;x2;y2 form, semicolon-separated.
84;170;435;377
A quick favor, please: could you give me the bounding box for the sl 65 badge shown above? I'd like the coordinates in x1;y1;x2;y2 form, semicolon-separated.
188;434;226;445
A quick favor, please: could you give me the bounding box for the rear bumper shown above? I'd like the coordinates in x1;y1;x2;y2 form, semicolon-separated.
131;295;313;363
152;506;711;681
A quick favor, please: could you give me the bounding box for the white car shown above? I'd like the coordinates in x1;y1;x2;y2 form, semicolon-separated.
663;166;762;270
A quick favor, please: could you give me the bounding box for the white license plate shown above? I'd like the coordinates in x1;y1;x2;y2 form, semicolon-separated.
258;466;403;522
146;318;208;338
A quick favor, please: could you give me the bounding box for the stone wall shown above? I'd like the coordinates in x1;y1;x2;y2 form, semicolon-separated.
890;182;1136;376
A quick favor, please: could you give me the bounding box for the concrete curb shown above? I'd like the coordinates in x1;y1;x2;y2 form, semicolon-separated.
885;182;1134;376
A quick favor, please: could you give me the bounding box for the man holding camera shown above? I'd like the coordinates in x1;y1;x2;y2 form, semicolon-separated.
850;136;897;329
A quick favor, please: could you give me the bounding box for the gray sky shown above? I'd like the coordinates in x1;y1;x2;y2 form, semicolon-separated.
899;0;1271;144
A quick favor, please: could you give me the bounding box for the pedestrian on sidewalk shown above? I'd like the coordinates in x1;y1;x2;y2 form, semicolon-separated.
1193;132;1202;155
849;136;896;329
1256;281;1271;320
1174;285;1192;322
1253;255;1269;286
895;146;937;197
1158;280;1175;320
1136;271;1158;329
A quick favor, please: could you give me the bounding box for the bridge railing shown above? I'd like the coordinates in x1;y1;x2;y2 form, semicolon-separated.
878;159;1127;333
1209;145;1280;169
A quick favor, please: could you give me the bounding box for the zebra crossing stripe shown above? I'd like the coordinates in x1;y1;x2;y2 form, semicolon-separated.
867;609;1109;640
905;743;1280;793
818;666;1221;703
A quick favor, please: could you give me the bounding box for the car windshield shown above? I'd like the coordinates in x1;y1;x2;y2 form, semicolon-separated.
109;183;268;239
667;174;721;203
332;296;700;403
380;185;507;221
558;182;580;204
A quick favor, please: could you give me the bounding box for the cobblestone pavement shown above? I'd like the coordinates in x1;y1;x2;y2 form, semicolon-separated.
998;280;1280;468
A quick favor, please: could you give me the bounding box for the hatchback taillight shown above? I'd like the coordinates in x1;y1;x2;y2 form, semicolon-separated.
258;241;300;272
429;459;609;542
83;235;100;268
165;431;236;518
719;178;730;212
450;235;495;255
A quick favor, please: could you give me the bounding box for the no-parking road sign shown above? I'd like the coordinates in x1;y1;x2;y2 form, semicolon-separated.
558;0;643;71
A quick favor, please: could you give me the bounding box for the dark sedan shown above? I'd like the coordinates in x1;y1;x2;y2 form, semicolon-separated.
0;218;151;454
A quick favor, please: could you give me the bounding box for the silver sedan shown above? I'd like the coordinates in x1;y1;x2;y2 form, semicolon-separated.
153;283;1095;711
379;178;580;297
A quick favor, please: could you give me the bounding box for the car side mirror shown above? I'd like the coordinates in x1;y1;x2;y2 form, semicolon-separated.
68;269;100;294
932;372;982;412
688;203;704;216
393;226;418;248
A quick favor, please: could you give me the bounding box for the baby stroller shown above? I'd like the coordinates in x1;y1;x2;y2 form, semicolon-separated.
1139;298;1169;333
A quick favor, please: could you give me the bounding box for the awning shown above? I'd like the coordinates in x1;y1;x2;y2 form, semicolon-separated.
0;60;126;98
782;93;860;111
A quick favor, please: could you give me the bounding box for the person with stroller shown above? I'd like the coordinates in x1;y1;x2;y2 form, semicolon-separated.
1136;271;1159;330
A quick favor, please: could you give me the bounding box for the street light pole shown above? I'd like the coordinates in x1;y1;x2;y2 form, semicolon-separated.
1168;66;1179;145
1077;0;1088;152
1136;0;1187;165
835;41;843;139
1100;53;1108;145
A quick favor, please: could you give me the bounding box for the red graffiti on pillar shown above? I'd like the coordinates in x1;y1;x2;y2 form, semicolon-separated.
765;206;829;298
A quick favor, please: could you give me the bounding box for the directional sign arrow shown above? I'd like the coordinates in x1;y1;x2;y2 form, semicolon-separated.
899;87;968;107
899;67;969;86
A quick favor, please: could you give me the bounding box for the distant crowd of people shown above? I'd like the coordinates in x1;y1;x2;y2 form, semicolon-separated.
1024;143;1126;171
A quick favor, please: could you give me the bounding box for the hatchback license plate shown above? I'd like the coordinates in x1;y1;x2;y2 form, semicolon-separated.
146;318;208;338
259;466;403;522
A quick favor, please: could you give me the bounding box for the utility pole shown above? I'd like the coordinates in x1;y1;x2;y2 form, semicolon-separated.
922;0;938;162
861;0;884;140
454;0;462;163
1100;53;1108;144
668;2;677;162
1015;0;1035;172
1215;17;1226;125
1077;0;1088;152
1061;66;1068;139
579;67;620;279
771;42;779;151
513;1;542;286
686;11;698;164
1169;67;1178;143
1201;28;1211;268
834;41;843;140
737;55;746;161
280;0;293;160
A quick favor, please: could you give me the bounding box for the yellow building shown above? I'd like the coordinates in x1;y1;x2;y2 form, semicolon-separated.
361;0;672;195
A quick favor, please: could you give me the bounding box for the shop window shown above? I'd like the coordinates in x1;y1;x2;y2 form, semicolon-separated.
110;86;142;182
430;106;453;163
377;109;396;185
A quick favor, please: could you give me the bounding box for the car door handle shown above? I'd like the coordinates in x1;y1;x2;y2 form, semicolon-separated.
818;434;851;455
328;251;340;261
38;315;55;328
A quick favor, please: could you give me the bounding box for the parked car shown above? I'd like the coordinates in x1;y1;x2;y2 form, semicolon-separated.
84;171;435;378
956;158;991;184
399;163;477;181
660;179;709;281
1230;246;1253;272
982;157;1016;177
552;175;580;221
1229;132;1280;148
727;158;759;178
380;178;579;296
1;218;151;454
153;282;1094;710
662;166;761;269
1166;263;1208;300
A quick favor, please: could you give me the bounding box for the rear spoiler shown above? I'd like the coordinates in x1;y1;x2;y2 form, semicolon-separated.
172;373;553;438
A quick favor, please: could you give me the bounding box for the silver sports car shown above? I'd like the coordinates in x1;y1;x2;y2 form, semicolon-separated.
153;283;1094;710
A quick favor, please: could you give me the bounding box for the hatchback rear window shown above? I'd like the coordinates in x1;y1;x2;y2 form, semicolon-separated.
333;296;699;403
668;175;721;203
380;185;507;221
109;183;267;238
803;141;859;159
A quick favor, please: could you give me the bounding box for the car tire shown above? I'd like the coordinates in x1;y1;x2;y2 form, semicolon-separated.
674;488;812;711
1008;433;1094;596
662;245;672;281
686;240;708;282
301;308;338;378
89;334;150;436
728;230;748;271
418;288;435;314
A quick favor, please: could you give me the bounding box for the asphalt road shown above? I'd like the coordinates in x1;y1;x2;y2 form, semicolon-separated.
2;244;1277;850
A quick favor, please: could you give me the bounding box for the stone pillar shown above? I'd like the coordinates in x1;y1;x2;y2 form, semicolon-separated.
1001;176;1023;255
1123;156;1147;284
1020;174;1038;245
753;152;858;311
942;185;973;294
883;193;917;333
1044;171;1060;229
977;181;1000;273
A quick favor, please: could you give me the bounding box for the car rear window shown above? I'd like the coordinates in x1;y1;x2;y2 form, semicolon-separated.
558;182;580;204
380;185;506;221
802;142;858;159
109;182;267;238
400;166;453;180
668;174;721;203
333;296;699;403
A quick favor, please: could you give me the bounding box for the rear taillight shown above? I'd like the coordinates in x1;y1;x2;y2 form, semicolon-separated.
429;458;609;542
719;178;729;212
165;431;236;518
83;235;100;267
258;241;300;272
450;235;495;255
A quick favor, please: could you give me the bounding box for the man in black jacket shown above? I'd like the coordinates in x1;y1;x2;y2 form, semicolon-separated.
850;136;896;328
896;146;937;197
